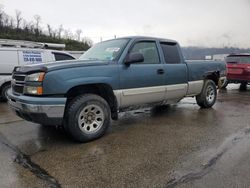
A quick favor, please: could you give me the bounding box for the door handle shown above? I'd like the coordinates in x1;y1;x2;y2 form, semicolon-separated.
157;69;165;75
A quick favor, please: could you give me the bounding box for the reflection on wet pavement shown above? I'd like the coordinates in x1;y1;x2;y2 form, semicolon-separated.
0;84;250;187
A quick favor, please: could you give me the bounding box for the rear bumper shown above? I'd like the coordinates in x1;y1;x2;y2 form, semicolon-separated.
7;89;66;126
227;75;250;83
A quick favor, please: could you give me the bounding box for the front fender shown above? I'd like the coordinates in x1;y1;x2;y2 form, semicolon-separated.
42;65;119;95
0;75;11;87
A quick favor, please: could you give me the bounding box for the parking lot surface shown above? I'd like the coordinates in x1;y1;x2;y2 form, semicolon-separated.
0;84;250;188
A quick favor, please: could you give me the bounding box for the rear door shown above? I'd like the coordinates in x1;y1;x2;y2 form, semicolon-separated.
159;42;188;100
118;40;165;107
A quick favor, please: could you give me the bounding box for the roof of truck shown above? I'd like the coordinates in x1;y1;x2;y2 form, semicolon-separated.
113;36;178;43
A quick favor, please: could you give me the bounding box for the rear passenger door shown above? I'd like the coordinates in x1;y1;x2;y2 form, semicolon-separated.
118;40;165;108
160;42;188;100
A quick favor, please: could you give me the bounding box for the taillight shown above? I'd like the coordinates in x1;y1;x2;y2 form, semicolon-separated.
245;66;250;72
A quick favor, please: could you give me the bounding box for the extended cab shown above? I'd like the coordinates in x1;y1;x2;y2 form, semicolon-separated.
7;37;226;142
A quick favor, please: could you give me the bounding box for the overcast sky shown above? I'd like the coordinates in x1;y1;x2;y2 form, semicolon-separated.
0;0;250;47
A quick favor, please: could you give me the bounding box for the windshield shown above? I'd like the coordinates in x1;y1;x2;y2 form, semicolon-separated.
226;56;250;64
79;39;129;61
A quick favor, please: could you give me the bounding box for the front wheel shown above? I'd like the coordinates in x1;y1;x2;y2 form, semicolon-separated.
66;94;111;142
196;80;217;108
0;84;11;102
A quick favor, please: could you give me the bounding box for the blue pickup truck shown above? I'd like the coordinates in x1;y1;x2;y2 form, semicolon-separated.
7;36;226;142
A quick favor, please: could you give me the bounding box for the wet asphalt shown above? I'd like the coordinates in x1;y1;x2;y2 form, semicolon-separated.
0;84;250;188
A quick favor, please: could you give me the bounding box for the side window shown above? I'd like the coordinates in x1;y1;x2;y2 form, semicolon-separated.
130;41;160;64
54;53;75;61
160;42;181;64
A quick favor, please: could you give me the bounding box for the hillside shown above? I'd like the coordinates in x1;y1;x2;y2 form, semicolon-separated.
0;9;91;50
182;46;250;60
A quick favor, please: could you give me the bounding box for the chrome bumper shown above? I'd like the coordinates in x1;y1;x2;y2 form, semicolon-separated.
7;89;66;125
8;99;65;118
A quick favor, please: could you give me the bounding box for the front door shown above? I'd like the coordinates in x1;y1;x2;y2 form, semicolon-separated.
118;41;165;108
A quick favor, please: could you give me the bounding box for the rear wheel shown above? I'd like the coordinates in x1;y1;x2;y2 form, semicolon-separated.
66;94;111;142
239;82;247;91
0;84;11;102
196;80;217;108
221;80;228;89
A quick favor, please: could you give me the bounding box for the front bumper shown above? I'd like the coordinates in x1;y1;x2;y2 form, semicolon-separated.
227;75;250;83
7;89;66;126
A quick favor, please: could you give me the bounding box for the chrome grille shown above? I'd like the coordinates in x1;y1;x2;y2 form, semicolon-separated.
12;74;26;94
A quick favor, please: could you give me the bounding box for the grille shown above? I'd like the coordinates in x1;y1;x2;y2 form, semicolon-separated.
12;74;26;94
13;74;25;82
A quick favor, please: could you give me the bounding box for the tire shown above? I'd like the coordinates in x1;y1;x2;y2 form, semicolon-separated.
221;80;228;89
196;80;217;108
65;94;111;142
0;84;11;102
239;82;247;91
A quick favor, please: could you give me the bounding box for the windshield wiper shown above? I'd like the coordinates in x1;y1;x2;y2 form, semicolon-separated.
85;58;100;60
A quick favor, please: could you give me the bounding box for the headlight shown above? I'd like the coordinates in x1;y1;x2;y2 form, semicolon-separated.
25;72;45;82
24;86;43;95
24;72;45;95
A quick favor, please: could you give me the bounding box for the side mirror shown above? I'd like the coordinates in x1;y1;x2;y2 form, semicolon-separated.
124;52;144;66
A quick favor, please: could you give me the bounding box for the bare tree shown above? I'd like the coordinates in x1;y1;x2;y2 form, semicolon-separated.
57;24;63;38
0;4;4;27
22;20;29;32
33;14;41;35
82;37;93;47
28;21;35;33
9;17;15;28
63;28;73;39
15;10;22;29
3;14;9;27
47;24;53;37
76;29;82;41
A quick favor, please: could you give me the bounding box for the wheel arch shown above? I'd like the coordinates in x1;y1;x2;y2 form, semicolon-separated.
65;83;118;120
204;71;220;85
0;81;11;97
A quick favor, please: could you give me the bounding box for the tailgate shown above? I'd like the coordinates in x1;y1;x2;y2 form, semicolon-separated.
227;63;246;75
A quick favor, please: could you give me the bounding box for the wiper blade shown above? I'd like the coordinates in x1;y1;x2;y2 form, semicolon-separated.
86;58;100;60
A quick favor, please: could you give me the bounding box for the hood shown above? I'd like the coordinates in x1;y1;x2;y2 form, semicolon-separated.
14;60;110;74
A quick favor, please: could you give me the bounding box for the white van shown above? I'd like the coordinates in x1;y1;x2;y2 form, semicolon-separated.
0;47;75;101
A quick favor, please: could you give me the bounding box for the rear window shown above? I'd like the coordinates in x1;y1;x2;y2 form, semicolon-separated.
54;53;75;61
160;42;181;64
226;55;250;64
